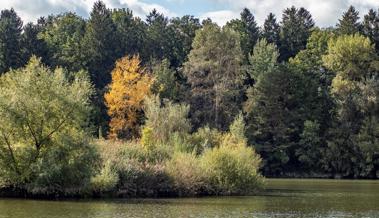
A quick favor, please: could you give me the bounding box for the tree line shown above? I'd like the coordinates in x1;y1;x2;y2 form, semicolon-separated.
0;1;378;183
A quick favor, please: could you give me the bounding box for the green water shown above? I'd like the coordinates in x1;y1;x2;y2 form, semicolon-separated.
0;179;378;218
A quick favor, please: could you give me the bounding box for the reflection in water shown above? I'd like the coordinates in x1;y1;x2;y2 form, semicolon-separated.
0;179;378;218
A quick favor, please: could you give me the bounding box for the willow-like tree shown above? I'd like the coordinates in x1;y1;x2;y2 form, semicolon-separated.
0;57;94;192
105;55;153;139
323;34;379;178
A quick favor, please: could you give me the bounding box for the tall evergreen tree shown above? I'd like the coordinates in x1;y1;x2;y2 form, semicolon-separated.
21;18;49;66
184;23;244;130
112;8;147;60
146;9;175;65
170;15;201;67
82;1;120;89
0;8;23;74
280;6;315;61
362;9;379;53
337;6;362;35
262;13;280;46
226;8;260;62
245;40;305;175
40;12;86;72
241;8;260;55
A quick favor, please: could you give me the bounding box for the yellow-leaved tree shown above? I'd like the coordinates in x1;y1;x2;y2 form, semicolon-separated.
105;55;153;139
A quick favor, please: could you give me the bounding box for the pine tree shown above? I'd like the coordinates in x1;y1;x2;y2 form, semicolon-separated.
184;23;244;130
337;5;362;35
0;8;23;74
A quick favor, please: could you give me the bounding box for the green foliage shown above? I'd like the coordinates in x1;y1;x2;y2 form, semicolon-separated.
0;9;23;74
82;0;120;89
93;140;172;197
226;8;260;62
200;143;263;195
165;152;204;196
169;15;201;67
91;160;119;193
0;56;96;194
244;65;305;175
362;9;379;53
295;120;322;170
21;20;49;67
151;59;181;101
280;7;315;61
322;34;379;178
112;8;147;60
143;95;191;144
184;22;244;130
337;6;362;35
248;38;279;80
229;113;247;142
262;13;280;46
39;12;86;72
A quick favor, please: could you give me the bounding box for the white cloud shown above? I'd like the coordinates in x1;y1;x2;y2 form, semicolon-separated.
200;10;239;26
0;0;175;23
202;0;379;27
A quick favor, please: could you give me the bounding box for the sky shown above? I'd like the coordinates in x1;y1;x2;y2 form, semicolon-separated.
1;0;379;27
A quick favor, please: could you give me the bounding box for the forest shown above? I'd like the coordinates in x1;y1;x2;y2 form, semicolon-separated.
0;1;378;197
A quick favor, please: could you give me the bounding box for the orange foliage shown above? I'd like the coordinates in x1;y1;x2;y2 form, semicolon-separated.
105;55;153;139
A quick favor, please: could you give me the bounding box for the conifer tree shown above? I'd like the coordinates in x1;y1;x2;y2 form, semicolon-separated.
337;6;362;35
280;6;314;61
262;13;280;46
0;9;23;74
83;1;120;89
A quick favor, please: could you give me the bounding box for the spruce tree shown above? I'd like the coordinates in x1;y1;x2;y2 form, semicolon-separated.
280;6;315;61
337;5;362;35
362;9;379;53
262;13;280;46
82;0;120;89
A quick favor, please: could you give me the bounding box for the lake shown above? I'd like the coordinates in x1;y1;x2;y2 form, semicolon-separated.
0;179;378;218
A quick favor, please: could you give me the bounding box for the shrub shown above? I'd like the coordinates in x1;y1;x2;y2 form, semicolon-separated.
93;140;173;197
165;152;204;196
143;95;191;144
27;136;97;196
91;161;119;193
201;144;263;195
189;126;223;152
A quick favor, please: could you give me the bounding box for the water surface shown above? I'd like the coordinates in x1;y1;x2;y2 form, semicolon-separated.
0;179;378;218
